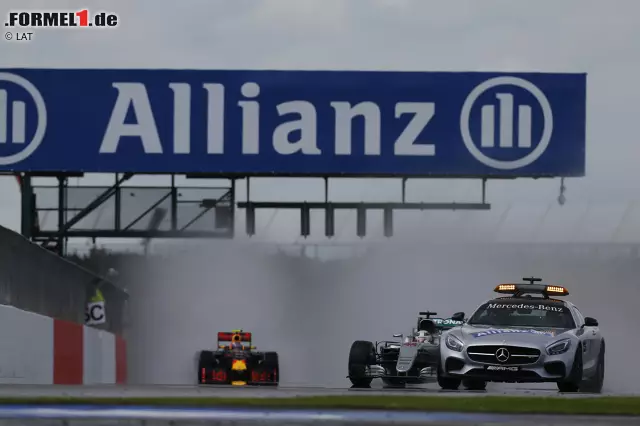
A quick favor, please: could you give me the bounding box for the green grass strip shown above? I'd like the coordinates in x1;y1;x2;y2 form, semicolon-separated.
0;395;640;416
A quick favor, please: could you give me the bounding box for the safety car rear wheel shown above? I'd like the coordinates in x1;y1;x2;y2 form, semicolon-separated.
348;340;375;388
581;342;604;393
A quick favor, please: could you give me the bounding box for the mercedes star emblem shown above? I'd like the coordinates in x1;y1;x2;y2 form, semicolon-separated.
496;347;510;363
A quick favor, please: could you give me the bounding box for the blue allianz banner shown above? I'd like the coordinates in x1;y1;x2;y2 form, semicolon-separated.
0;69;586;176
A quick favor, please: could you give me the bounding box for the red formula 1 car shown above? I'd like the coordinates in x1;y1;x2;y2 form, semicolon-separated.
197;329;279;386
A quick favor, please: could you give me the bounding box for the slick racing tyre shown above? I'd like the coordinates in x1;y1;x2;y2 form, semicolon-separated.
263;352;280;385
557;345;583;393
198;350;216;384
348;340;375;388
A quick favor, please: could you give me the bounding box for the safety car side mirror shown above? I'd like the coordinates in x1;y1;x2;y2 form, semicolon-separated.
451;312;465;322
583;317;598;327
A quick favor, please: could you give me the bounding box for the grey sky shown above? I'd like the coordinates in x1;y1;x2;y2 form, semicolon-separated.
1;0;639;245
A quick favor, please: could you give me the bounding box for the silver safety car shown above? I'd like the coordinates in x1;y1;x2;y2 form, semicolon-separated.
347;311;464;388
437;277;605;393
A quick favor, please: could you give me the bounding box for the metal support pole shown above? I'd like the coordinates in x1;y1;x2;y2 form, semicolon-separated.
57;175;66;255
20;174;33;239
230;178;236;236
114;173;121;231
170;174;177;231
324;177;329;203
481;178;487;204
402;178;407;203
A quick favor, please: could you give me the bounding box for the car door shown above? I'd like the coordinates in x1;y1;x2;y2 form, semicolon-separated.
572;306;598;372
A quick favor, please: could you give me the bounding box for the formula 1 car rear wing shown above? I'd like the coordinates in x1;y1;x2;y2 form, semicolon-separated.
431;318;464;329
417;312;464;333
218;330;252;344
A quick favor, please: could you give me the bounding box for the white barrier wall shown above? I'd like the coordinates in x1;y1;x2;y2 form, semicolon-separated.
0;304;53;384
83;327;116;384
0;303;126;384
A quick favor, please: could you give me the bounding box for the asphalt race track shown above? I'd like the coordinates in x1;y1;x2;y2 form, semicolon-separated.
0;383;634;398
0;384;636;425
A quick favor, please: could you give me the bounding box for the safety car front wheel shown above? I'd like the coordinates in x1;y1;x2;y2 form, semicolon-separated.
437;361;461;390
557;345;583;393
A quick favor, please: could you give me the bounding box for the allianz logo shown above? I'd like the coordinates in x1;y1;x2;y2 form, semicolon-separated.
0;73;553;170
471;328;555;338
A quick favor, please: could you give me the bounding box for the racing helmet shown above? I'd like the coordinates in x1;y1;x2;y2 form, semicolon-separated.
415;330;429;343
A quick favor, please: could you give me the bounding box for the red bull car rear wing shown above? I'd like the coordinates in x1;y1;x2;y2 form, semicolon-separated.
218;331;252;343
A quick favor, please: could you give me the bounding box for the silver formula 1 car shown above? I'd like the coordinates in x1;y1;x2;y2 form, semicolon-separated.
438;277;605;393
347;311;464;388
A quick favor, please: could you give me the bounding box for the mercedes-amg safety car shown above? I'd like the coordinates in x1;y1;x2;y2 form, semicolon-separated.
347;311;465;388
437;278;605;393
197;329;279;386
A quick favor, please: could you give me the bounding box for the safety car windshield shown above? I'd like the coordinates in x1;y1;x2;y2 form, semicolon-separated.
467;301;575;329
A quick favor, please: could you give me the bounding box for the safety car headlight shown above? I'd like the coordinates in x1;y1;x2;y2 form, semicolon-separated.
546;338;571;355
445;334;464;352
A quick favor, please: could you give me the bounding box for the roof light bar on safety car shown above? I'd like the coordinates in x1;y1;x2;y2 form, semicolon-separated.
494;284;516;292
545;285;569;295
493;282;569;297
